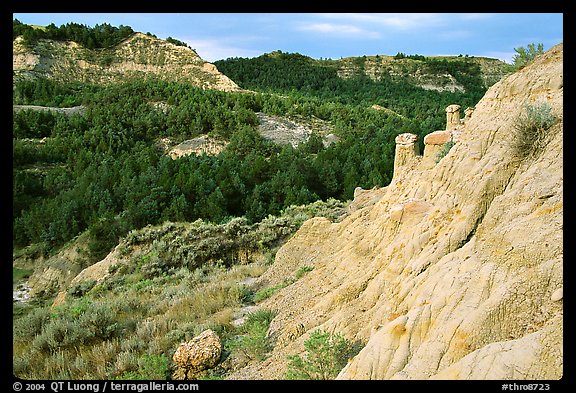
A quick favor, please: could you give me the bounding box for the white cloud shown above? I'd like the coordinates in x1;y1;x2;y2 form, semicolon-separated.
482;51;515;64
317;13;446;30
296;22;381;38
183;38;263;62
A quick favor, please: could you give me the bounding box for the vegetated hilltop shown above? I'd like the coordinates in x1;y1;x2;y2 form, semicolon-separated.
215;50;512;100
336;53;511;92
13;26;240;92
15;21;496;266
227;43;563;379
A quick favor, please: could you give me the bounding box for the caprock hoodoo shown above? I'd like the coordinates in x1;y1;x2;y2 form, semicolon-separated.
227;43;563;380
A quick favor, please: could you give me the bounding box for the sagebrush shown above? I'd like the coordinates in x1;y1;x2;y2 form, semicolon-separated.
285;329;359;380
512;101;558;160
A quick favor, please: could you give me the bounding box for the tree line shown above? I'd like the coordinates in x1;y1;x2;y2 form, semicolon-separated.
13;78;415;261
214;51;486;118
13;19;134;49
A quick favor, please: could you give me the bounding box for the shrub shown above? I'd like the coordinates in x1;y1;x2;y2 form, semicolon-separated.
31;299;121;353
78;302;120;340
285;329;357;380
295;265;314;279
67;279;97;298
512;101;558;160
435;141;455;163
13;306;51;342
31;318;91;353
140;253;172;278
227;309;276;361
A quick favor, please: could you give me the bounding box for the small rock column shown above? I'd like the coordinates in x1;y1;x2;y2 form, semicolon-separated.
422;130;453;168
445;104;461;130
393;133;419;179
452;106;474;143
464;106;475;123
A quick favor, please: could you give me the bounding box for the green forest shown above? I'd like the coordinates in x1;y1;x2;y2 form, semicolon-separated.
13;21;490;264
13;18;134;49
214;51;487;109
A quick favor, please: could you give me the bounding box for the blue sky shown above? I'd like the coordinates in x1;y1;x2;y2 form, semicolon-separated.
13;13;563;63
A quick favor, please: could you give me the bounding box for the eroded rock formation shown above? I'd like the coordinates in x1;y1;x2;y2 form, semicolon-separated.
393;133;420;178
228;43;563;380
445;104;461;130
12;33;241;92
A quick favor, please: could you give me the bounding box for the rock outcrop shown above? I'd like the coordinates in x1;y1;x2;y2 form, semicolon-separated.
336;55;511;92
25;233;92;298
12;33;241;92
393;133;420;178
228;43;563;380
395;101;474;172
256;112;334;148
13;105;86;116
168;135;228;159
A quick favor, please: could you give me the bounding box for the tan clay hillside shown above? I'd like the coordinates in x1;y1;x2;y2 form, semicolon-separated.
229;43;563;380
336;54;511;93
12;32;241;92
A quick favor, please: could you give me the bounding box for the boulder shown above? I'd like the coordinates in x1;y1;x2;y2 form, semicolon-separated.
172;329;222;379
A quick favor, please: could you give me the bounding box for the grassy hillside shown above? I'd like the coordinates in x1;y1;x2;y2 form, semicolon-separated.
13;199;347;379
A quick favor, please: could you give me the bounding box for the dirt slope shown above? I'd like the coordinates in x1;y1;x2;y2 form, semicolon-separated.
228;43;563;380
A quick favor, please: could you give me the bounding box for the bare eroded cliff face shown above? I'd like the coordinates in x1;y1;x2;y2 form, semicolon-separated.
229;43;563;380
13;33;241;92
336;54;510;92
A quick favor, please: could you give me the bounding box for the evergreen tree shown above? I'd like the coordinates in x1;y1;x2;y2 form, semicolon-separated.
512;43;545;69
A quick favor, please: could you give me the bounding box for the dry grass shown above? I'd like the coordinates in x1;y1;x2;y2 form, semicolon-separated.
13;252;273;380
13;197;347;379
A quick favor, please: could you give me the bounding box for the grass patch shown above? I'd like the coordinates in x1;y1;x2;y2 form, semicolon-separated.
294;265;314;279
435;140;455;163
253;282;290;303
226;309;276;361
13;267;33;283
115;354;171;380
